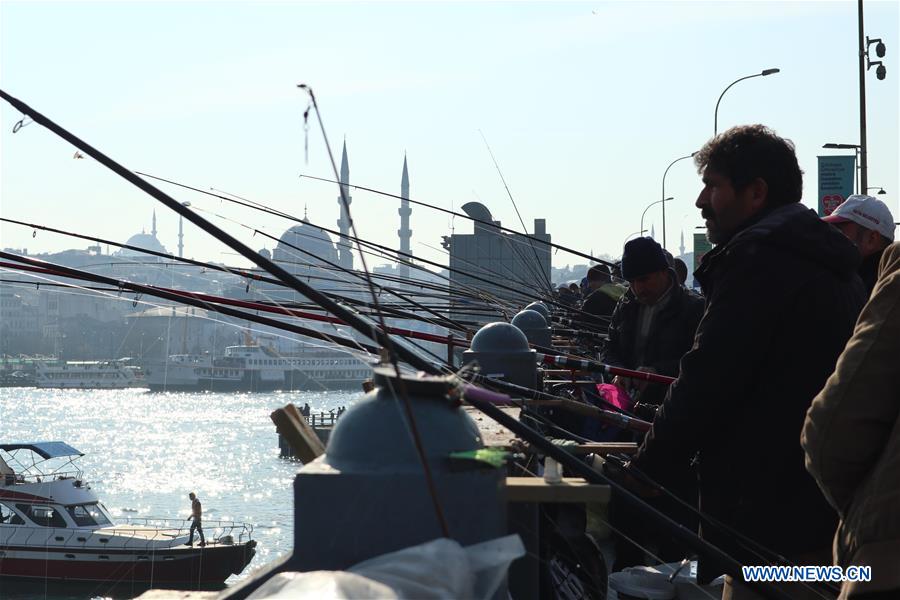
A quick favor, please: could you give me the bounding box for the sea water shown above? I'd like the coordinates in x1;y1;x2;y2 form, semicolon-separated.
0;386;359;599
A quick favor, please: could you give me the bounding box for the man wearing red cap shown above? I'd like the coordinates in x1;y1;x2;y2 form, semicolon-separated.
824;195;896;294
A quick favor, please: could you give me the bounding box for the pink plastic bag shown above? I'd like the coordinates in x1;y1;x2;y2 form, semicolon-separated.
595;383;634;412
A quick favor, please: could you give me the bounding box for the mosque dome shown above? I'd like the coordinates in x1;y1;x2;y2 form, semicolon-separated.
118;232;168;257
273;220;339;274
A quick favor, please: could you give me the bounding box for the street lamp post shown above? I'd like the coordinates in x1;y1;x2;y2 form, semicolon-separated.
641;198;673;242
858;0;889;194
823;143;861;194
662;153;696;250
866;186;887;195
714;68;780;136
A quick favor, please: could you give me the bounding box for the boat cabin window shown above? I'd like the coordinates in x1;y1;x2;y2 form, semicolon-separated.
0;502;25;525
67;503;112;527
16;504;67;528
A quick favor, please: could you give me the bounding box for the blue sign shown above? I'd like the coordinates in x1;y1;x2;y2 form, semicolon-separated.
817;155;856;216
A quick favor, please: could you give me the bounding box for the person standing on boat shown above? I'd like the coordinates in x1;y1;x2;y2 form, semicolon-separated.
627;125;866;600
822;194;895;296
803;242;900;599
187;491;206;547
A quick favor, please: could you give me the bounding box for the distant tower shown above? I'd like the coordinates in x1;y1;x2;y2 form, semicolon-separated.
398;154;412;278
336;140;354;270
178;216;184;258
679;230;686;257
151;209;158;238
650;224;656;240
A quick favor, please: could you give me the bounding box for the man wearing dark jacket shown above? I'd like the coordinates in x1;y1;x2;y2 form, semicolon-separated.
602;237;704;408
630;125;866;600
602;237;704;570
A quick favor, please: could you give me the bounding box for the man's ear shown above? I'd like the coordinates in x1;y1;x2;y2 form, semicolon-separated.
748;177;769;211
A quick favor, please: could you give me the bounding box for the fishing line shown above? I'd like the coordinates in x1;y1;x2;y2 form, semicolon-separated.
479;129;555;295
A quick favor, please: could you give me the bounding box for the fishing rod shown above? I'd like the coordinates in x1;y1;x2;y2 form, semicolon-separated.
0;254;382;358
417;239;551;300
239;223;473;332
537;354;677;385
0;89;438;376
298;173;617;269
479;130;555;295
300;84;452;538
136;172;552;310
1;215;471;333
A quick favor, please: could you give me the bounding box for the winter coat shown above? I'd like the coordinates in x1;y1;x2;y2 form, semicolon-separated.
601;275;705;406
633;203;867;569
580;283;625;332
802;242;900;598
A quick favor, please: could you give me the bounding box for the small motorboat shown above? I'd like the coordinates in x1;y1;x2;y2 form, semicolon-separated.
0;441;256;587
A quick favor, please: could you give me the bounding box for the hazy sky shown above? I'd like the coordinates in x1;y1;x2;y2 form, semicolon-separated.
2;1;898;272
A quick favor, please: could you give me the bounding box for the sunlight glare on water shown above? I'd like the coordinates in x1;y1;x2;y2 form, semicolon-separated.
1;386;359;599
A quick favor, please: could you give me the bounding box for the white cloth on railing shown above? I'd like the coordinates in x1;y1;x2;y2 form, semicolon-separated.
247;534;525;600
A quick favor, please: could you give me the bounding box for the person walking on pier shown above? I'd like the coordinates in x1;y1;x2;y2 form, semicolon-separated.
629;125;866;599
187;491;206;547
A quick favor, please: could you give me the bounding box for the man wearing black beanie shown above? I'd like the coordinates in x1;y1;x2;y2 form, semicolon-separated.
602;235;705;569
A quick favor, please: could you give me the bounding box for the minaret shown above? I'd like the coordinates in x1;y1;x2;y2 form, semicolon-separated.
336;140;353;270
398;154;412;279
679;230;686;257
650;224;656;240
151;210;157;238
178;216;184;258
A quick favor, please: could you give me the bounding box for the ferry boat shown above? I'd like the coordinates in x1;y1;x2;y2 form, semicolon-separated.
34;359;144;389
144;344;372;392
0;442;256;586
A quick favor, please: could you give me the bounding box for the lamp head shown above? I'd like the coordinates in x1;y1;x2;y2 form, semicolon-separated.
761;68;780;76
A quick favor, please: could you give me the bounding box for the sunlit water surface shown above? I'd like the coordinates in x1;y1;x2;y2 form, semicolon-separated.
0;387;358;599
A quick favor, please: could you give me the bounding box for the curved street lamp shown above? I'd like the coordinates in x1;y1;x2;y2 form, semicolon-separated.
714;68;780;136
866;186;887;195
661;152;697;250
641;197;673;242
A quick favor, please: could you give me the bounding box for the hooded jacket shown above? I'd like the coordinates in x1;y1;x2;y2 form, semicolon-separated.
803;243;900;598
633;202;866;568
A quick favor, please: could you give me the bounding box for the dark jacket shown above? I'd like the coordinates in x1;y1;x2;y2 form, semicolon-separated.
633;203;866;567
601;275;705;405
803;243;900;598
580;283;624;332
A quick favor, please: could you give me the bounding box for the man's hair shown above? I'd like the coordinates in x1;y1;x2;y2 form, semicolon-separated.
695;124;803;207
189;492;195;498
586;264;611;283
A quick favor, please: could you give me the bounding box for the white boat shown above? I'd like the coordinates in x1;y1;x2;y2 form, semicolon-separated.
0;442;256;586
144;344;372;392
34;359;144;389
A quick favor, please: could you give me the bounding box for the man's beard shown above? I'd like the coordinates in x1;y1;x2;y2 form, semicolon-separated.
703;208;724;245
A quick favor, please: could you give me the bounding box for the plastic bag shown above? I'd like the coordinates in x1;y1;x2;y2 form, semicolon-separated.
247;534;525;600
